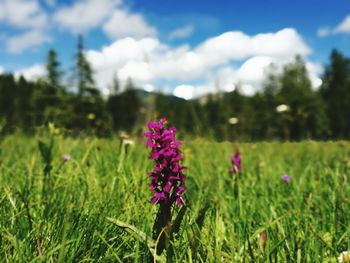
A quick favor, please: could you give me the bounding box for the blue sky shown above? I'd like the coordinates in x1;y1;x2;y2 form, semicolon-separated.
0;0;349;98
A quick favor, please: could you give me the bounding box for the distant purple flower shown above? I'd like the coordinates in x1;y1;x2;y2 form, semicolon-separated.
281;174;291;183
229;151;241;174
63;154;71;162
144;118;186;206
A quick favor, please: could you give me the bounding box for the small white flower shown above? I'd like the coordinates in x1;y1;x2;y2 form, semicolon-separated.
339;251;350;263
228;117;239;125
276;104;290;113
123;139;134;146
119;131;129;139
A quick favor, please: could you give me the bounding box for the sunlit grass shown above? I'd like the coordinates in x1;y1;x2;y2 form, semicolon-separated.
0;135;349;262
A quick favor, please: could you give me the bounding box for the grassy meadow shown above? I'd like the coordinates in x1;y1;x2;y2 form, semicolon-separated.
1;133;350;262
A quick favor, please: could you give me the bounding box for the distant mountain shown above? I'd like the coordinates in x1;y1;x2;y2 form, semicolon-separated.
133;88;187;105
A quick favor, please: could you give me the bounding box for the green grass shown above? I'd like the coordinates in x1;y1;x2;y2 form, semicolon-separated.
0;134;350;262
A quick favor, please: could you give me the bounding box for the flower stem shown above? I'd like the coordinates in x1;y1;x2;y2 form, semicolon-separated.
153;202;172;256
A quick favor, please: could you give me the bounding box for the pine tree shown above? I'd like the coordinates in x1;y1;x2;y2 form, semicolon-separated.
279;55;327;139
110;72;120;95
75;35;95;95
46;49;62;93
320;49;350;138
125;77;135;90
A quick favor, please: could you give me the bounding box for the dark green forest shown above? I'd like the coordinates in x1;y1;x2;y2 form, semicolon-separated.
1;37;350;141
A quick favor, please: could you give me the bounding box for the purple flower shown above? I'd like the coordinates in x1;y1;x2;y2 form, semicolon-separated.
144;118;186;206
281;174;291;183
63;154;71;162
228;151;241;174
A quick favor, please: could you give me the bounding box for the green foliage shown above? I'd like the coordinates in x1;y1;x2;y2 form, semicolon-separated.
0;136;350;262
107;88;142;133
74;35;96;96
1;49;350;140
320;49;350;138
275;56;328;140
46;49;63;93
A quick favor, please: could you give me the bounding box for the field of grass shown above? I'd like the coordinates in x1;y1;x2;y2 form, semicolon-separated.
1;132;350;262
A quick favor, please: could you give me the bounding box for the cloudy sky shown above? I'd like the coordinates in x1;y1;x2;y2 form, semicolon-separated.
0;0;349;99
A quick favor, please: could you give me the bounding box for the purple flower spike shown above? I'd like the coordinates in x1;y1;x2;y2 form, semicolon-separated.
282;174;291;183
144;118;186;206
63;154;71;162
228;151;241;174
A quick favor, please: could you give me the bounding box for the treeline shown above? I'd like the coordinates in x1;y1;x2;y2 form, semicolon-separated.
0;38;350;140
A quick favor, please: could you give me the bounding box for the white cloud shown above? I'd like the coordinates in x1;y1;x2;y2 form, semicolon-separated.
53;0;120;34
209;67;236;93
306;61;323;89
87;37;162;69
2;0;156;52
318;14;350;37
87;37;164;89
44;0;56;7
335;15;350;33
317;27;332;37
143;83;155;92
0;66;4;74
236;56;274;85
189;57;277;97
173;58;323;98
14;64;46;81
103;9;157;39
196;28;310;66
6;30;51;54
0;0;49;53
205;58;323;96
173;85;195;100
85;28;318;96
168;25;194;40
0;0;322;97
118;61;152;83
0;0;47;29
53;0;156;39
